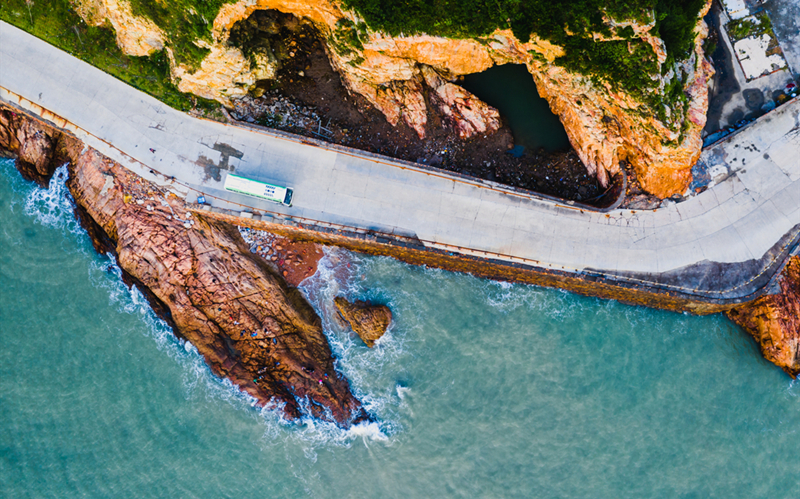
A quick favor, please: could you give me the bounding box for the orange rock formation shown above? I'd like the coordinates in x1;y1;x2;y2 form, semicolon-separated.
334;297;392;348
75;0;713;196
727;256;800;378
0;104;369;426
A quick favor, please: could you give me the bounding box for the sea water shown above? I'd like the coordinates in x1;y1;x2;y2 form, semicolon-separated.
461;64;571;152
2;157;799;498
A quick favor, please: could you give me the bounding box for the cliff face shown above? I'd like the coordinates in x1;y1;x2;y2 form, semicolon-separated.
727;257;800;378
0;107;77;185
74;0;713;198
0;104;367;426
76;0;165;56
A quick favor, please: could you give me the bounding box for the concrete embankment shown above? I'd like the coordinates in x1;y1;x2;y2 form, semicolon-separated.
3;88;799;377
2;13;799;375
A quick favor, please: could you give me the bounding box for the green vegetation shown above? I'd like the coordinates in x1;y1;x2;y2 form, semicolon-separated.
726;13;773;43
127;0;235;70
329;18;368;65
0;0;218;113
654;69;689;122
1;0;706;126
330;18;368;56
652;0;707;64
342;0;707;93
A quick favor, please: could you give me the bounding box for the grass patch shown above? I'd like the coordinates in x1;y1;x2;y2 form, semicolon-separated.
726;12;773;43
127;0;234;71
341;0;707;95
0;0;219;113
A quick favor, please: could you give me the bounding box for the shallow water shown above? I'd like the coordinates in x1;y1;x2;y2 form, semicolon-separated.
461;64;571;152
2;158;799;498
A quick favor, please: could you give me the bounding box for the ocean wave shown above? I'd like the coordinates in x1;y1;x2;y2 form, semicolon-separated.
23;165;85;237
8;159;403;449
297;246;408;439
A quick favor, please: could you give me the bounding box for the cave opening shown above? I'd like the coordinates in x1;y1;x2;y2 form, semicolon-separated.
226;12;601;204
460;64;571;153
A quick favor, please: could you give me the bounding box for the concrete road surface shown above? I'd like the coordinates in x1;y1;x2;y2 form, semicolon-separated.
1;21;799;300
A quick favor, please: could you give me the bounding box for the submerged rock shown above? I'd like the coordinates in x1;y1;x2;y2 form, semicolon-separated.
727;256;800;378
334;297;392;347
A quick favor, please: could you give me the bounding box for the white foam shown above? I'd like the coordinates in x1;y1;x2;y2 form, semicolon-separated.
296;247;409;438
5;160;398;453
346;421;389;444
396;384;410;400
23;165;84;237
89;244;400;451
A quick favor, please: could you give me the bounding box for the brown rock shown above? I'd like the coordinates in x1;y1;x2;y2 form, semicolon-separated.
0;107;77;186
726;256;800;378
1;103;367;426
421;66;501;139
334;297;392;348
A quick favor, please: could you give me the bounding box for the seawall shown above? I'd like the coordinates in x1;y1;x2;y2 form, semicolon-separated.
3;85;799;376
2;94;797;317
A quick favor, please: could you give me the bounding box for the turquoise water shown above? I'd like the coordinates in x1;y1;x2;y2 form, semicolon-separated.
461;64;571;152
2;157;800;497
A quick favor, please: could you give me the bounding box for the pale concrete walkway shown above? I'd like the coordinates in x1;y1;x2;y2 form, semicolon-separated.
2;21;799;300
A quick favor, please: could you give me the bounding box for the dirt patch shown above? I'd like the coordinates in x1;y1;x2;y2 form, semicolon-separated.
228;11;602;203
239;227;325;287
619;161;664;209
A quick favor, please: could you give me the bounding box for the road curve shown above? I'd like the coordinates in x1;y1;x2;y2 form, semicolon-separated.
2;21;799;301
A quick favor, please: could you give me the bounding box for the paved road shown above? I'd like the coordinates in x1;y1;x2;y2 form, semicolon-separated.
2;21;799;299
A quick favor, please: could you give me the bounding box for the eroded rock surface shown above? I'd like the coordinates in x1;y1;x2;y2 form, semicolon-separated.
0;104;367;426
334;297;392;347
0;107;76;186
68;151;368;425
727;256;800;378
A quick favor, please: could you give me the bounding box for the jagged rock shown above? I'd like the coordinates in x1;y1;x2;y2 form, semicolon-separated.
0;104;368;427
727;256;800;378
334;297;391;347
68;151;368;425
0;107;77;186
421;66;501;139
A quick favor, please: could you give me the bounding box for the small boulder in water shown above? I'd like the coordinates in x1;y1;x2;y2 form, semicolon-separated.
334;297;392;348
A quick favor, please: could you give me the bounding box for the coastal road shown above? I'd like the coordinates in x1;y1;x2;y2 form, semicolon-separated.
2;21;799;300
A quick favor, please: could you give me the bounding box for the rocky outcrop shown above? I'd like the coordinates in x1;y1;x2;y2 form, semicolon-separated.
74;0;713;197
75;0;164;56
334;297;391;347
726;256;800;378
421;66;501;140
0;107;77;186
0;104;367;426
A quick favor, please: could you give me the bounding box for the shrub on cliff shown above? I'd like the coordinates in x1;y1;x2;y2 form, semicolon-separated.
0;0;216;112
342;0;707;93
127;0;236;70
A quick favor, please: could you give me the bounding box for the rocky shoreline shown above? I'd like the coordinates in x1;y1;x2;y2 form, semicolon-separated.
1;99;798;419
727;257;800;378
1;104;369;426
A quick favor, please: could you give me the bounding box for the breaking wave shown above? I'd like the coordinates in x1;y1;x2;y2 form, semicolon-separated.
22;164;85;237
5;159;397;453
